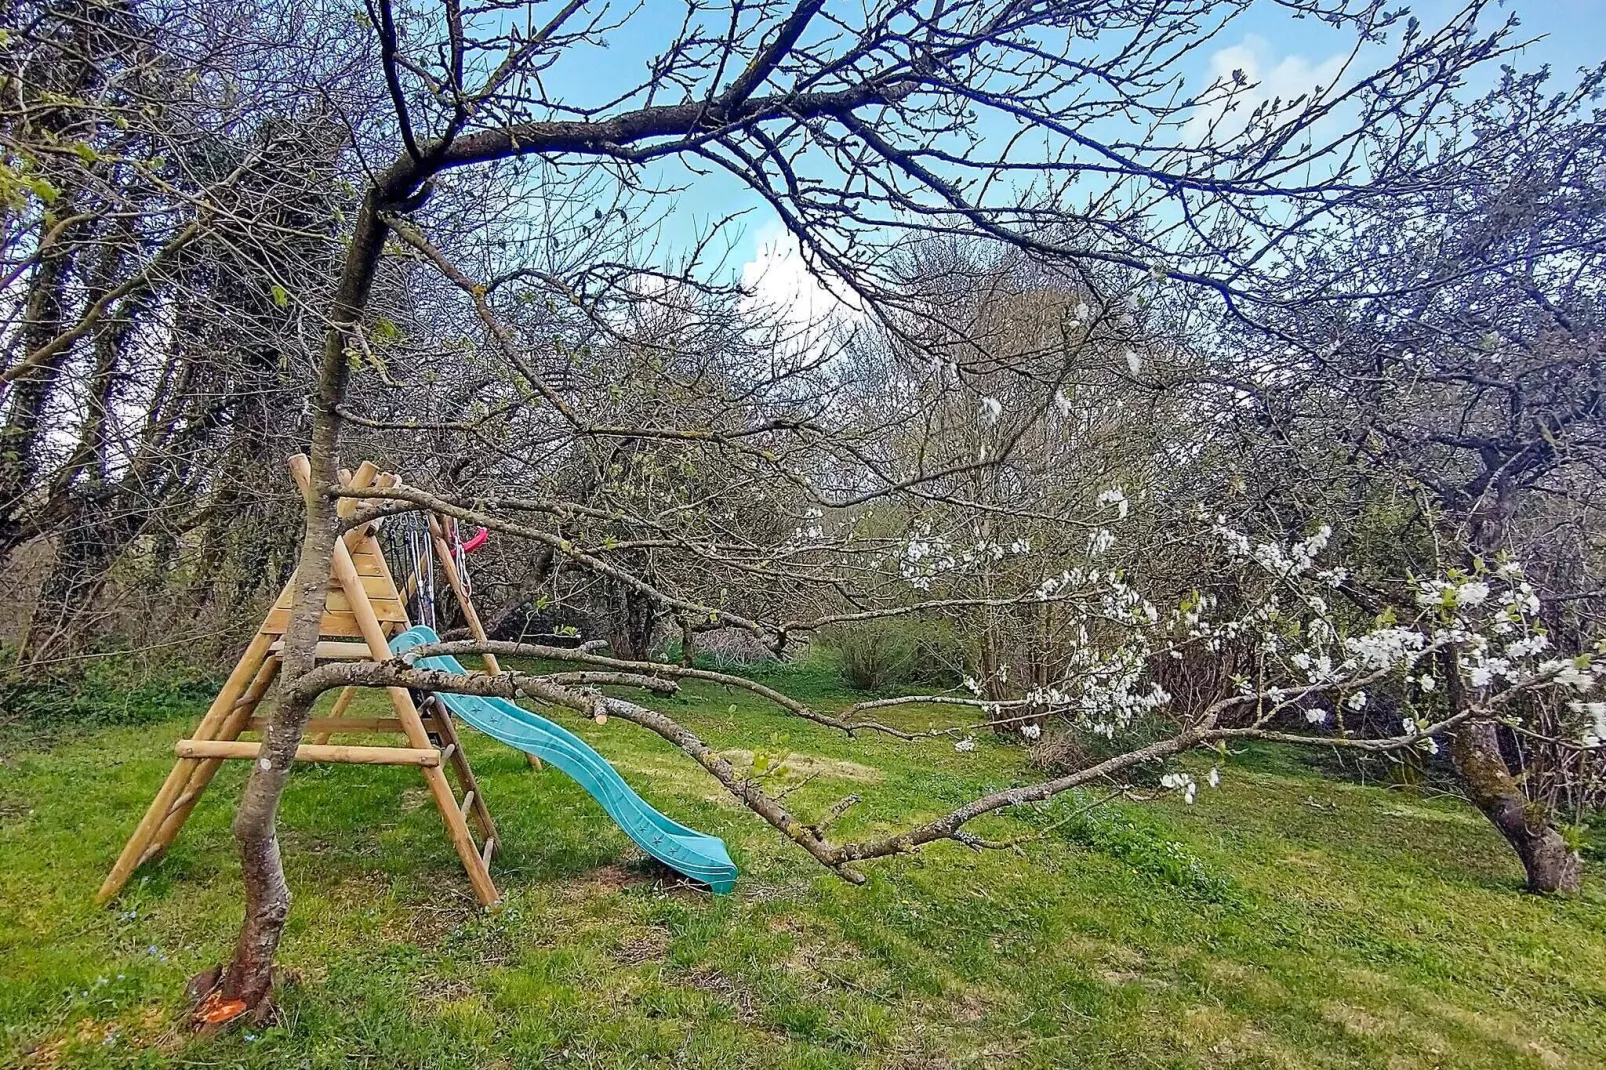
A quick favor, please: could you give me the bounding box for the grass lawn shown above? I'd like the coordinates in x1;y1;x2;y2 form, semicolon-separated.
3;658;1605;1068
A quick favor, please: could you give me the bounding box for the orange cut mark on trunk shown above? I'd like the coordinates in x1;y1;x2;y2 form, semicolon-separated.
195;991;248;1025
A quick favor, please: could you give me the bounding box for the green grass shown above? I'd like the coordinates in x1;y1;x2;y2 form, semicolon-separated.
3;658;1606;1068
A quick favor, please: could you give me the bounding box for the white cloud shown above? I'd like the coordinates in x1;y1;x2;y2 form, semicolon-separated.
1186;36;1348;144
738;220;862;352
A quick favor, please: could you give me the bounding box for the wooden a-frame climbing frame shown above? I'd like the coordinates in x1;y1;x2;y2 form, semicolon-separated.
97;456;513;907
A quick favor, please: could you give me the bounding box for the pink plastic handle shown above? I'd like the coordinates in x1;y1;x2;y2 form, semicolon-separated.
460;527;489;553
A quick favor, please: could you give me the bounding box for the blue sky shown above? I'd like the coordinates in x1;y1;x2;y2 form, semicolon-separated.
527;1;1606;293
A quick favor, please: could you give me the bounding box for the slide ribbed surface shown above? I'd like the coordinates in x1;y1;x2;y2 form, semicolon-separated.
390;627;737;893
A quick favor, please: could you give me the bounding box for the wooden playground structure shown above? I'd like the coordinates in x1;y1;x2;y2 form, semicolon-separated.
97;455;519;907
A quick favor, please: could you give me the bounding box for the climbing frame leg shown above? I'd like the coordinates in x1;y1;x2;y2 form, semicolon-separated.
97;631;274;903
145;653;282;860
425;696;497;848
428;514;540;771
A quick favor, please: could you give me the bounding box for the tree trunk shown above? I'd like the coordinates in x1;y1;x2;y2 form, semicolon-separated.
1447;721;1581;894
215;175;407;1016
679;616;695;667
605;576;658;661
1439;649;1581;895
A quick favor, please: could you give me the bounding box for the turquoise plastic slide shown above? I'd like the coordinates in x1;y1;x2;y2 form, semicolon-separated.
389;626;737;893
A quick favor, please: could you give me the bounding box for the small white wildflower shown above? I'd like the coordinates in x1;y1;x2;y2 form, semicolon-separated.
1021;723;1042;741
979;397;1003;425
1419;674;1436;693
1208;766;1220;788
954;737;977;753
1305;707;1328;725
1346;691;1367;711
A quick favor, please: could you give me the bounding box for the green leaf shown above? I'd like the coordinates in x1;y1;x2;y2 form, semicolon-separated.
271;283;289;308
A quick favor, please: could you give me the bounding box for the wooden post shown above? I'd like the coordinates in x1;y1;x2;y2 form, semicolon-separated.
145;652;283;859
311;465;384;746
97;631;274;903
428;513;541;770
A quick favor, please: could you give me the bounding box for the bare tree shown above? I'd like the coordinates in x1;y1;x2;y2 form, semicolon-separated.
186;0;1560;1017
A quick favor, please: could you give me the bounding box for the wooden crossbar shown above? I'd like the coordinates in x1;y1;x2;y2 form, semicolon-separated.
176;739;442;766
267;640;390;661
243;716;405;734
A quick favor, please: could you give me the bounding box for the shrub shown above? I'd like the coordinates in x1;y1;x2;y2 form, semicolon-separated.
0;655;218;737
820;619;960;691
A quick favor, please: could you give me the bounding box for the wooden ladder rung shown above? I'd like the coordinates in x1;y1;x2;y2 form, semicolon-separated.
175;739;440;767
267;640;386;661
243;716;403;735
480;837;495;868
458;790;475;821
441;743;456;763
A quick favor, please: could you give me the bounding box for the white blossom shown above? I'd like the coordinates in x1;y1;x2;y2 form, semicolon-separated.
1160;771;1197;804
1097;487;1130;519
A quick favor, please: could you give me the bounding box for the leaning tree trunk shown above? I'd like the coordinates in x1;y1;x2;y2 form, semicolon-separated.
214;176;408;1016
1440;650;1581;894
1447;721;1581;894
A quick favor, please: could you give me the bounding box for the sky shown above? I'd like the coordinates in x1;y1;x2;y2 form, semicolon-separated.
530;1;1606;325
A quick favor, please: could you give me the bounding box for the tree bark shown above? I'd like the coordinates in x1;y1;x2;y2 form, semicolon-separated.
1447;720;1581;894
217;175;408;1014
1440;650;1581;895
